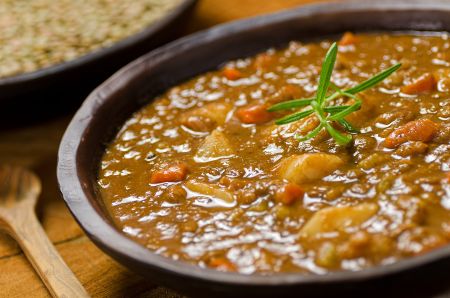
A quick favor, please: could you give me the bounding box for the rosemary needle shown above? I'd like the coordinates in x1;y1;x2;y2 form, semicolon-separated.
268;42;401;145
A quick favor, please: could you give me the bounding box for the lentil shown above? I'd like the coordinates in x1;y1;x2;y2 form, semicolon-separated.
0;0;181;78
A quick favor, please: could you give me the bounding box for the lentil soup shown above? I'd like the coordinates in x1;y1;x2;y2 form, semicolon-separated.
98;33;450;274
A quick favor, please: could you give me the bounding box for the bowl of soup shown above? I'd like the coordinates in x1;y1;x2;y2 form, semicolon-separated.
57;0;450;296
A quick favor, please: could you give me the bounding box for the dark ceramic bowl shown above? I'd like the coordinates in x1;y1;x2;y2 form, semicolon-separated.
57;1;450;297
0;0;196;120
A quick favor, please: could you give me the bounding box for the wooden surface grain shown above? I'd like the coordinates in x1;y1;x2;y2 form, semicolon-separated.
0;1;322;297
0;164;88;298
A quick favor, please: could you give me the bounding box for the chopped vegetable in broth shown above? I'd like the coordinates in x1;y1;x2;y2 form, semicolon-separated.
98;33;450;274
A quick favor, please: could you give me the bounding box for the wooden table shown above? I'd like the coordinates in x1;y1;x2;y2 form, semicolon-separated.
0;0;323;297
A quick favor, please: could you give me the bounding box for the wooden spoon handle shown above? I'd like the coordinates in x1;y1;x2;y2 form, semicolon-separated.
7;209;89;298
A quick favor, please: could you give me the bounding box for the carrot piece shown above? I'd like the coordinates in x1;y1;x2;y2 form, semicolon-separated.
447;172;450;184
209;257;236;272
275;183;304;206
339;32;358;46
268;85;303;104
254;53;275;69
236;103;273;124
384;118;439;148
150;162;189;183
401;73;436;94
222;67;243;80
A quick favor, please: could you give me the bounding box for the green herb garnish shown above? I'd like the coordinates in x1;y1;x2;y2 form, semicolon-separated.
268;42;401;145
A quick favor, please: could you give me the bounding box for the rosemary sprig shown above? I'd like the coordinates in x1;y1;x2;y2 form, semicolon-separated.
268;42;401;145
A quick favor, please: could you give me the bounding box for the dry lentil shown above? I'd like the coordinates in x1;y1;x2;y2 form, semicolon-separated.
0;0;181;78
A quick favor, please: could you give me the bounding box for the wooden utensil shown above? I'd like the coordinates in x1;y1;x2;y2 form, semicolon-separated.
0;165;89;297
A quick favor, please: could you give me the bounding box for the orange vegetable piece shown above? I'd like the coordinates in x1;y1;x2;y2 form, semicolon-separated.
222;67;243;80
150;162;189;183
236;103;273;124
209;257;236;272
339;32;358;46
384;118;439;148
268;85;303;104
446;172;450;184
275;183;304;206
254;53;275;69
401;73;436;94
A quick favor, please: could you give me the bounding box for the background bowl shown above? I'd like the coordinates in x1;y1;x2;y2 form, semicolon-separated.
0;0;197;121
58;1;450;297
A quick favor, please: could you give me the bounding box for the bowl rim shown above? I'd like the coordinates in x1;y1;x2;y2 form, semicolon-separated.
0;0;197;87
58;0;450;287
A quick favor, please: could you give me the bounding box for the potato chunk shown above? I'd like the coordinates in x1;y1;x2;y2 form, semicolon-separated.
301;203;379;238
180;102;232;132
185;181;234;204
262;115;319;142
277;153;343;184
194;130;235;162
